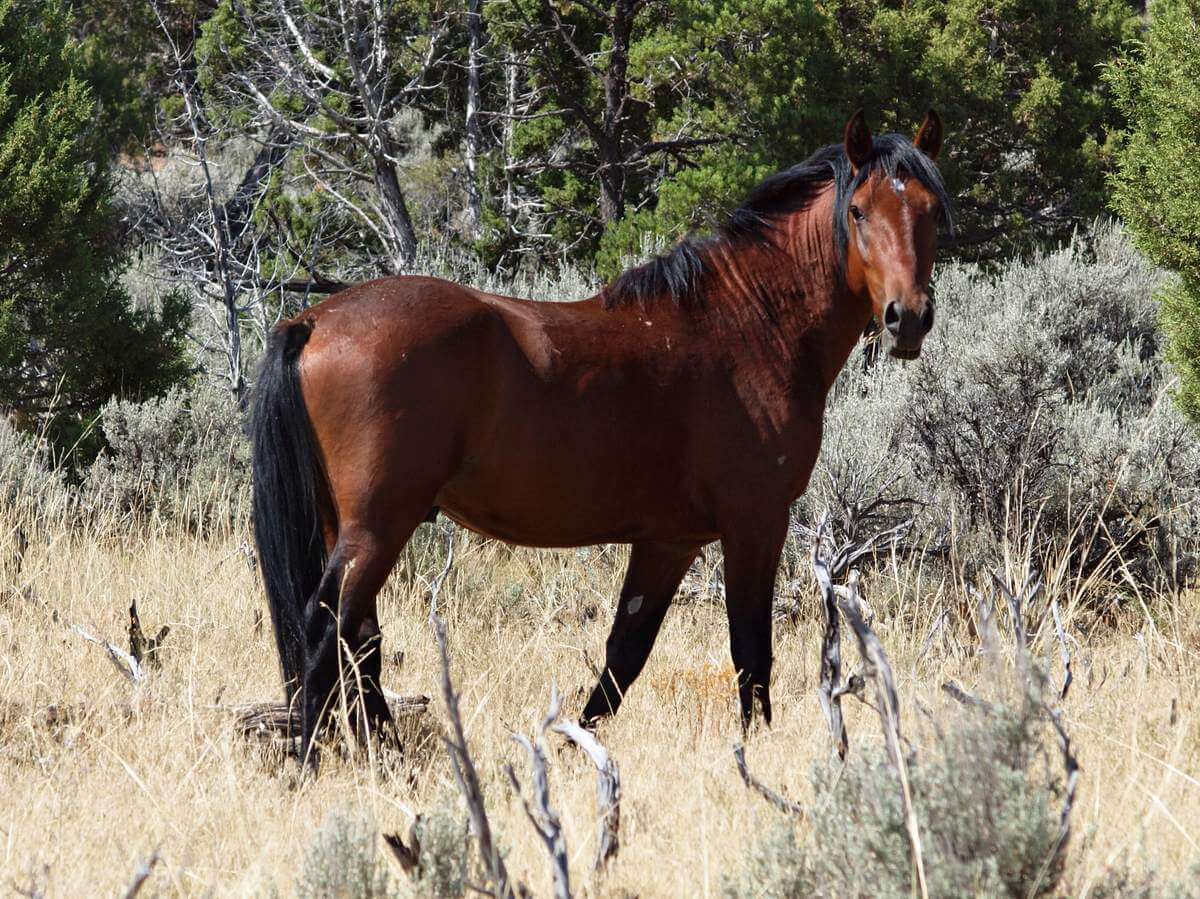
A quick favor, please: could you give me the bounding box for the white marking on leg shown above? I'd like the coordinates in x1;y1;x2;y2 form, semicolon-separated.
627;595;644;615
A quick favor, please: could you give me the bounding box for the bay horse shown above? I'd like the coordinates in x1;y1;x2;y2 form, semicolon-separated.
251;110;951;765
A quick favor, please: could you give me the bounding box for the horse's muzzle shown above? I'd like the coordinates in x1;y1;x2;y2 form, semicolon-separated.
883;297;933;360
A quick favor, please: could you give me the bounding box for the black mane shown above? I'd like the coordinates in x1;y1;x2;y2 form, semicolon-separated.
602;134;954;310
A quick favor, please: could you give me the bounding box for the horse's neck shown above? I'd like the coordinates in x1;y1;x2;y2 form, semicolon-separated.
706;199;872;408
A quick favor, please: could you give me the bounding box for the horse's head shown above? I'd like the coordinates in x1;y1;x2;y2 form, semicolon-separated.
841;110;946;360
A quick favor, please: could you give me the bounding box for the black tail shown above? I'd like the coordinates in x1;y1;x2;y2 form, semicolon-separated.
251;319;327;700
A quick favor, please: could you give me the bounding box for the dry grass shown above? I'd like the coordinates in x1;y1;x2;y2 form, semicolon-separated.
0;515;1198;897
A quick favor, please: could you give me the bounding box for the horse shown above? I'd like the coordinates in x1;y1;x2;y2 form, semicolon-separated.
251;110;952;766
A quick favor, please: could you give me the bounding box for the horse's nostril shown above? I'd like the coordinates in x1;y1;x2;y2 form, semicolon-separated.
921;303;935;333
883;300;902;335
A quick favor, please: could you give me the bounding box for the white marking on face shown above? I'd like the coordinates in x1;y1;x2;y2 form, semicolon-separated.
777;455;787;466
627;595;644;615
891;176;906;193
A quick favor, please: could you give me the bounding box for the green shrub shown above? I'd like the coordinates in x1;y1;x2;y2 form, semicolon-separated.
1107;0;1200;426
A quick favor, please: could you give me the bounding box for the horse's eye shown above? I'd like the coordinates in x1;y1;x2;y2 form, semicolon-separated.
849;205;865;222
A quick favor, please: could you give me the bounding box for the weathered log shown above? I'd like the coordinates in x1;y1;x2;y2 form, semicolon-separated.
233;692;429;745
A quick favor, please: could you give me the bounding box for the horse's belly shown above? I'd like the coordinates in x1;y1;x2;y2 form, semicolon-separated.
434;458;712;548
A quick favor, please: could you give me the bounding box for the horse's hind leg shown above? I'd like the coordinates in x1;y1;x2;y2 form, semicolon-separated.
300;513;428;766
580;541;700;725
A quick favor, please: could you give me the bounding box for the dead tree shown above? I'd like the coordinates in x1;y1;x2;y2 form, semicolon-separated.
140;2;346;406
216;0;453;274
464;0;486;238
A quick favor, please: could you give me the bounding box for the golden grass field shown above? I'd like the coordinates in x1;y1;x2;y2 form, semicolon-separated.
1;513;1198;896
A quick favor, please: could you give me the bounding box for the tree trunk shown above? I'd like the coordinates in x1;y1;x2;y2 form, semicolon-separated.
464;0;484;239
597;0;637;224
503;58;517;232
373;134;419;273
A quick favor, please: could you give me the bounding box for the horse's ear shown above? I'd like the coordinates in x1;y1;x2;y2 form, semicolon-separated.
913;109;943;161
843;109;873;172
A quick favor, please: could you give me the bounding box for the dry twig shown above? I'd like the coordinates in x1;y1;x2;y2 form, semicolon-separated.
429;530;521;899
732;745;805;818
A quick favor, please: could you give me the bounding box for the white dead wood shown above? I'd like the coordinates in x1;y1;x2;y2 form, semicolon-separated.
552;718;622;870
71;624;143;685
506;690;570;899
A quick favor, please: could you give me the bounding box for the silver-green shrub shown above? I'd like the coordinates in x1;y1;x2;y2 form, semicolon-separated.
83;383;250;528
404;803;472;899
724;703;1066;899
800;222;1200;590
0;416;70;527
297;810;393;899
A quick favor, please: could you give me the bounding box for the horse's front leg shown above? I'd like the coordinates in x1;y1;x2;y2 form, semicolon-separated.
721;513;788;729
580;540;701;726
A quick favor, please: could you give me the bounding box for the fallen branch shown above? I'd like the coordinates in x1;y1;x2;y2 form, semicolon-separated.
72;624;143;685
233;692;429;746
552;718;622;870
732;745;805;818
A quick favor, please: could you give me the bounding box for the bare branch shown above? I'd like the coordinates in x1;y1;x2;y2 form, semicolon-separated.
812;518;848;760
506;690;570;899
